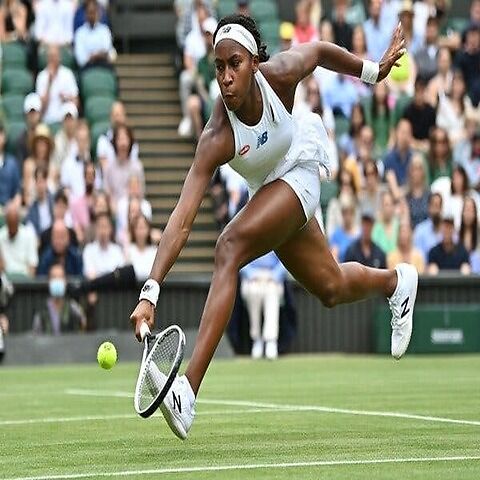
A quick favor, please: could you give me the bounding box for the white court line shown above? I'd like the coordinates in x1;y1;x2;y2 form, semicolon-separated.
4;455;480;480
65;389;480;427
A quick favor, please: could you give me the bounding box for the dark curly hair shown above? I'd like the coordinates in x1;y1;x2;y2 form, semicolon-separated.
213;14;269;63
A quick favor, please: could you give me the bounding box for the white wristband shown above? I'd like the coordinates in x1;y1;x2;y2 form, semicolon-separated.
139;279;160;308
361;60;379;84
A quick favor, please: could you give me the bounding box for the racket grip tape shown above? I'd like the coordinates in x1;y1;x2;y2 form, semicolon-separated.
139;322;151;341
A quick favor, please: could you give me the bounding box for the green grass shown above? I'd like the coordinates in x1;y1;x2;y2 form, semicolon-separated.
1;355;480;479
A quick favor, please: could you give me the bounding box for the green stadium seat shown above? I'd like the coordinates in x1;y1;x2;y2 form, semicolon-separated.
81;68;117;100
85;96;115;124
6;120;26;154
251;0;279;22
320;180;338;220
1;68;33;95
392;93;412;126
445;17;469;34
1;41;27;69
217;0;236;18
90;120;111;160
1;94;25;121
260;19;280;50
48;122;62;136
38;46;76;71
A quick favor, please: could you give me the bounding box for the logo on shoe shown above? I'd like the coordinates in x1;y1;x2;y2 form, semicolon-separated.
238;144;250;156
401;297;410;318
172;391;182;413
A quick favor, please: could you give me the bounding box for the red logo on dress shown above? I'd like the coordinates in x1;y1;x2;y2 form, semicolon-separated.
239;145;250;156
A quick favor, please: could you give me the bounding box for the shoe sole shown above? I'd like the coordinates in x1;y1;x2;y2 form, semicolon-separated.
159;402;187;440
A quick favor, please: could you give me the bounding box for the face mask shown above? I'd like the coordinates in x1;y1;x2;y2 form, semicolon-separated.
49;278;66;298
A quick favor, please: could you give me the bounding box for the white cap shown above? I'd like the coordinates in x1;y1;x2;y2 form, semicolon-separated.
23;93;41;113
202;17;218;35
61;102;78;119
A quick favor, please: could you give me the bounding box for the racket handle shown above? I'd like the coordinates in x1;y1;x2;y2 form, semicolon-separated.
139;322;151;341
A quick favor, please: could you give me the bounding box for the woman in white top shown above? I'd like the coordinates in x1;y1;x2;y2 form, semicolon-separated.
130;14;417;440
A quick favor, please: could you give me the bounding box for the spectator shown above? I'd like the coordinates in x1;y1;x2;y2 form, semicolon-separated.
0;201;37;277
359;160;383;217
398;0;423;55
364;0;392;62
236;0;250;16
124;214;157;281
339;103;367;159
454;128;480;190
427;126;452;182
37;219;83;276
345;206;386;268
383;118;414;188
329;193;359;262
96;101;139;170
16;93;41;169
0;0;29;42
372;190;400;255
34;0;74;47
427;212;471;274
331;0;353;51
83;212;124;279
0;247;13;362
240;251;287;360
426;46;453;107
292;0;319;45
36;45;79;127
414;16;440;82
387;221;425;273
74;0;114;70
323;74;359;119
459;196;478;256
70;162;97;247
60;120;92;198
32;262;86;334
402;76;437;151
436;70;478;147
456;25;480;104
0;123;21;208
103;125;145;211
405;154;430;228
413;192;443;262
22;124;54;207
52;102;78;175
25;166;54;238
73;0;109;33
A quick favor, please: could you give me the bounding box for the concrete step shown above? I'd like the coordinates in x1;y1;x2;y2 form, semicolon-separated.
121;90;180;103
116;65;176;78
119;77;178;91
143;157;192;169
154;211;213;225
151;197;212;210
116;53;172;66
126;104;181;115
146;170;188;182
129;116;180;128
141;142;194;155
136;128;182;141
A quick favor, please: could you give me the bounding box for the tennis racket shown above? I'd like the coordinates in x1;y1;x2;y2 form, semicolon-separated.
133;323;185;418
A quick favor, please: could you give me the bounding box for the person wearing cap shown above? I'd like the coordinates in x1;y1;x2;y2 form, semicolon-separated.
53;102;79;173
427;211;471;275
16;93;41;168
36;44;79;126
344;206;386;269
0;123;21;209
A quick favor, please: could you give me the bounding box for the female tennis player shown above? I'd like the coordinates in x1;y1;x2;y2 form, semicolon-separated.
130;14;418;439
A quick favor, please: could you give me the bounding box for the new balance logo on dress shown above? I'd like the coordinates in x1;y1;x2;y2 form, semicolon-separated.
401;297;410;319
256;131;268;149
172;391;182;413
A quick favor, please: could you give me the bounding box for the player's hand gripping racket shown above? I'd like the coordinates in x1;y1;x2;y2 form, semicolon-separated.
133;322;185;418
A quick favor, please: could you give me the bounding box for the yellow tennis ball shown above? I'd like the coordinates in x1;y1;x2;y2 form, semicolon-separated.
97;342;117;370
390;52;410;83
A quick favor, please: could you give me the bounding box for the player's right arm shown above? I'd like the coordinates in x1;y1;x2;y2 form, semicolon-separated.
130;103;233;340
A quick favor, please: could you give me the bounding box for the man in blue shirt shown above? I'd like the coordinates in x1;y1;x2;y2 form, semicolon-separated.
364;0;394;62
0;124;21;208
413;192;443;262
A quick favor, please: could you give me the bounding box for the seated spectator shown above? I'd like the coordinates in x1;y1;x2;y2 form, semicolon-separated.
74;0;114;70
329;193;359;263
428;212;471;275
454;127;480;190
236;0;250;16
398;0;423;55
240;251;287;360
0;201;37;277
52;103;78;176
38;219;83;276
402;76;437;152
0;123;21;208
426;46;453;107
372;190;400;255
405;154;430;228
427;126;452;182
456;24;480;104
387;221;425;273
73;0;108;33
0;0;29;42
363;0;392;62
459;197;478;257
36;45;79;127
96;101;139;171
25;166;54;238
331;0;353;51
437;70;479;147
83;213;124;279
39;189;77;255
103;125;145;212
23;124;54;207
32;262;86;335
414;16;441;82
413;192;443;262
70;162;97;247
124;214;157;281
345;206;386;268
323;74;359;119
358;160;383;216
60;120;92;198
338;102;366;159
383;118;414;188
292;0;319;45
34;0;74;47
16;93;41;169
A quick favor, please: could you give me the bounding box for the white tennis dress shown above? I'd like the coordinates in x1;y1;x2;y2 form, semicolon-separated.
225;69;330;223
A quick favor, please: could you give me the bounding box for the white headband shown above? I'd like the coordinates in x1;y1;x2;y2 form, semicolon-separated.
214;23;258;56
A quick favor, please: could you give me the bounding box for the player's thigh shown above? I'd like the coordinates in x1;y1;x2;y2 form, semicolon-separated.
217;179;306;267
274;217;342;298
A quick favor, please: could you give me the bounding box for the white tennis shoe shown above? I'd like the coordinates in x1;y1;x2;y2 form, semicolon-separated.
388;263;418;359
160;375;196;440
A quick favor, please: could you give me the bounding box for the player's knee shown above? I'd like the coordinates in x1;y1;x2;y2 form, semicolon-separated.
214;229;242;270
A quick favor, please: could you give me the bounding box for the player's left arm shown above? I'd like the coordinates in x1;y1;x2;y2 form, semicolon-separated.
272;22;405;86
